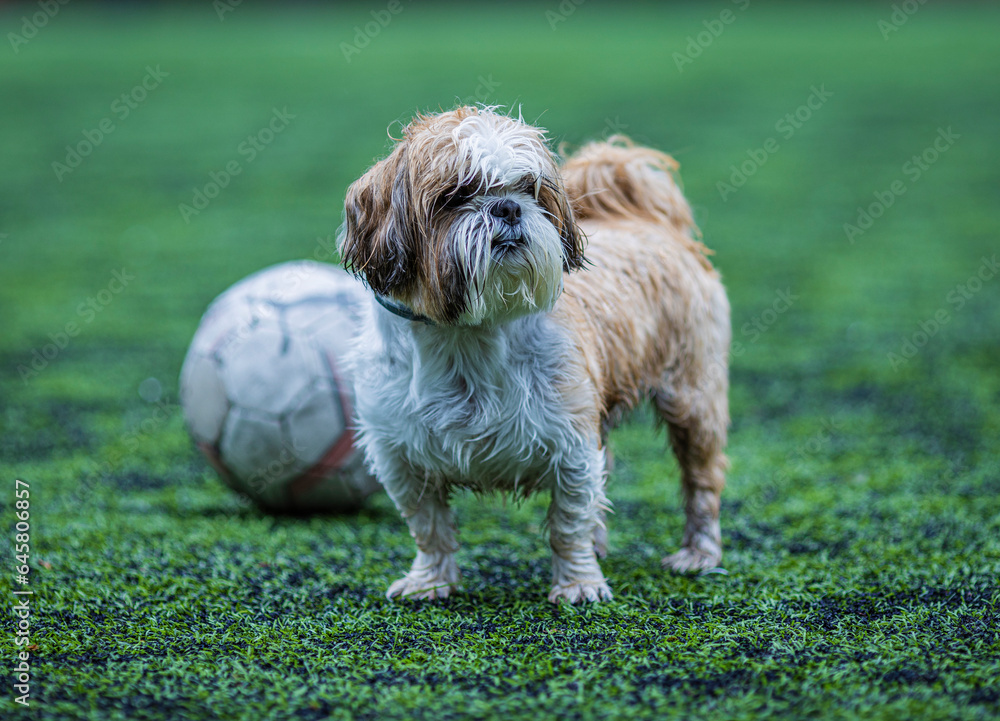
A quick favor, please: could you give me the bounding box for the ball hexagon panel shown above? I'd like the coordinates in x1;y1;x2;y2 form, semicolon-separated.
220;406;306;488
219;325;323;416
283;376;346;468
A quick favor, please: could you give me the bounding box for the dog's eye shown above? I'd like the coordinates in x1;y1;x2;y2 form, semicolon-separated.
513;175;541;199
441;183;478;209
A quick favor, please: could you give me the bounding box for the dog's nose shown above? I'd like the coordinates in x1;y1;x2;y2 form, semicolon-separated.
490;198;522;224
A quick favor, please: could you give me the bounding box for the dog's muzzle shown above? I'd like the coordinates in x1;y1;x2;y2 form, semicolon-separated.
490;198;525;253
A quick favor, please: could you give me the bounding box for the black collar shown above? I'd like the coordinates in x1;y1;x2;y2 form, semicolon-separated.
374;294;437;325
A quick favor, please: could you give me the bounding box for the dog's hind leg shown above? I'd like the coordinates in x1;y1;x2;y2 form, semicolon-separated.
654;355;729;574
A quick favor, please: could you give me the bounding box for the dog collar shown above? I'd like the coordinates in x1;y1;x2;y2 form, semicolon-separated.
374;294;436;325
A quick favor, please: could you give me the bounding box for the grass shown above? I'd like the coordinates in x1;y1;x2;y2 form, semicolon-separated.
2;2;999;719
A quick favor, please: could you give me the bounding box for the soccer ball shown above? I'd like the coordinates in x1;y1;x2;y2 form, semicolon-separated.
179;260;381;513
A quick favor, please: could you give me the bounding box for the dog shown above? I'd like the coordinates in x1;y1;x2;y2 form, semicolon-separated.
339;106;730;603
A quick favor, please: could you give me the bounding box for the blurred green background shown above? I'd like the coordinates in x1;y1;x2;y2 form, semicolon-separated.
1;2;998;720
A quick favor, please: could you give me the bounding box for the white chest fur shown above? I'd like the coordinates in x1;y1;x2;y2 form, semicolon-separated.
350;302;589;496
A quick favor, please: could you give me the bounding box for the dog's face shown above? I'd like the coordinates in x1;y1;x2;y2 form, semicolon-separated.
341;107;585;325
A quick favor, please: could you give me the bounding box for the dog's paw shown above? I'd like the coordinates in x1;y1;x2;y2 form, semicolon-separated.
548;580;613;604
386;574;459;601
386;549;460;601
662;547;723;575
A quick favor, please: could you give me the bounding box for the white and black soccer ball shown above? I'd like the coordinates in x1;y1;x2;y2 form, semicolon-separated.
180;260;381;513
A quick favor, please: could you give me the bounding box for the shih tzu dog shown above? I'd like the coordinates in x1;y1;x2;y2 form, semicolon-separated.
340;106;730;604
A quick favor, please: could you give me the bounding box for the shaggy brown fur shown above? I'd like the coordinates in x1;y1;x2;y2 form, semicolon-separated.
557;137;731;571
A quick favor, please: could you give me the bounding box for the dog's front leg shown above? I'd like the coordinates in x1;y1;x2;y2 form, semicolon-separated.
384;480;461;601
547;450;613;604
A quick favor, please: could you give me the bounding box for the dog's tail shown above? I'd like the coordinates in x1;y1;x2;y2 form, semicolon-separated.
561;136;710;254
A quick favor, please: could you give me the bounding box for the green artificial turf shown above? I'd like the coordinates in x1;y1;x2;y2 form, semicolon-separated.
2;2;999;719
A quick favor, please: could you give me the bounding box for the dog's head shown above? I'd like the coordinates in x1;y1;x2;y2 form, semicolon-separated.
340;106;585;326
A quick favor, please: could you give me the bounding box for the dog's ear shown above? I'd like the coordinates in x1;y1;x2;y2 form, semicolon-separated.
340;149;416;296
539;175;586;271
